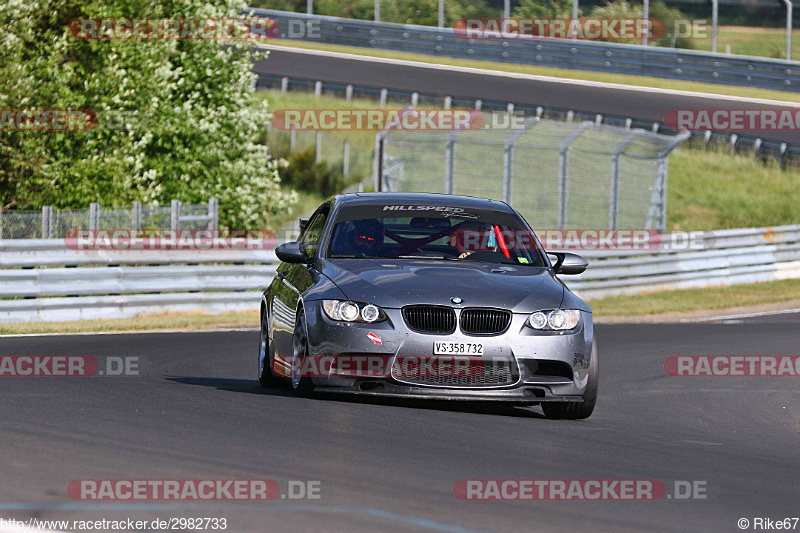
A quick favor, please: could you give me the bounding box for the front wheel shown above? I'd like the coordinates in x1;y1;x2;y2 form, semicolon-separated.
542;341;598;420
258;309;280;387
290;310;315;397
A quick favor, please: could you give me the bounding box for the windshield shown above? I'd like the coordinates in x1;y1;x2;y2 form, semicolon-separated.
326;205;546;267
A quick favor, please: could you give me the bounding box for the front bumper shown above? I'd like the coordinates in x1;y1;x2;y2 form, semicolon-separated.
302;302;595;403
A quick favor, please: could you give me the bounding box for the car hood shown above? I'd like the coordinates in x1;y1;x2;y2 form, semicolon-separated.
319;258;564;313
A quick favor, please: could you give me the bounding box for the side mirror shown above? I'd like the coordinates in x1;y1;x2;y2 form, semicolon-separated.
298;218;309;232
276;241;309;264
549;252;588;275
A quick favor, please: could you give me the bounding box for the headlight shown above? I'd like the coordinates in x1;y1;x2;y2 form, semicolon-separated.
322;300;386;323
526;309;581;331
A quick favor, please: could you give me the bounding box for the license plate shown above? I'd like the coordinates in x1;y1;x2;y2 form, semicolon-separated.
433;342;483;356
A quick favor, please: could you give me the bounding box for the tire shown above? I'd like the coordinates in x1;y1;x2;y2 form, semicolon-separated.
542;341;598;420
290;309;315;397
258;308;280;387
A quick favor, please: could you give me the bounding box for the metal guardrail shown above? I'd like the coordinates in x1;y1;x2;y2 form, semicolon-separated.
251;9;800;92
0;241;278;323
565;224;800;298
1;225;799;322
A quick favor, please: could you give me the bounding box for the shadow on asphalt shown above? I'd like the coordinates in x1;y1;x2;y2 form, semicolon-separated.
166;376;545;418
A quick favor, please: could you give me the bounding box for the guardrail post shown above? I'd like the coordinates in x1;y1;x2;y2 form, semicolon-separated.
171;200;181;231
346;84;353;102
380;89;388;107
444;96;452;110
132;201;142;230
89;203;99;232
475;99;482;111
290;128;296;151
209;198;219;230
314;80;322;97
316;131;322;163
411;92;419;106
343;140;350;178
281;77;288;93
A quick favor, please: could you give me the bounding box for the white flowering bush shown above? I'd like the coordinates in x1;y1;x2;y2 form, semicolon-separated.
0;0;295;228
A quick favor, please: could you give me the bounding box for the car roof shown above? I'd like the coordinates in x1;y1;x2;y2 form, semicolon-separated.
335;192;513;212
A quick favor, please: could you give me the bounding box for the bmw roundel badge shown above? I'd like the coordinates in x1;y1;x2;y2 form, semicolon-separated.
451;297;463;304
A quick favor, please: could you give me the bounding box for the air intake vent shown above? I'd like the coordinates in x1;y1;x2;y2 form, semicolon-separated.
460;308;512;335
402;306;456;334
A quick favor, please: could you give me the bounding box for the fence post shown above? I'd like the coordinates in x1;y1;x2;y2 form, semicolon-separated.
444;132;456;194
89;203;99;232
0;206;3;240
171;200;181;231
132;201;142;230
558;122;591;229
343;140;350;178
609;131;642;230
41;206;50;239
316;131;322;163
290;129;296;152
374;133;384;192
501;117;538;205
209;198;219;230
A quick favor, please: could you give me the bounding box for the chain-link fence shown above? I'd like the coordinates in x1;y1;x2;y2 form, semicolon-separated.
0;199;218;239
377;115;689;232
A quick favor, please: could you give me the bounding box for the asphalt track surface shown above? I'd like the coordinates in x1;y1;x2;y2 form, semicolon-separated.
253;46;800;146
1;313;798;532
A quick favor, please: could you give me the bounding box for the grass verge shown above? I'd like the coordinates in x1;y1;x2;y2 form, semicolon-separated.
587;278;800;317
0;311;259;336
265;40;800;104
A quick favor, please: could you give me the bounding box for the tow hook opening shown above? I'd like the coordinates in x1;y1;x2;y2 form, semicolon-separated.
359;381;385;392
524;387;547;398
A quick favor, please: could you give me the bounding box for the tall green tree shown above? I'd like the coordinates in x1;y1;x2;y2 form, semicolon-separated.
0;0;294;228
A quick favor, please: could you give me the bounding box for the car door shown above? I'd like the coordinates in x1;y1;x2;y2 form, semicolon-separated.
271;204;331;359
